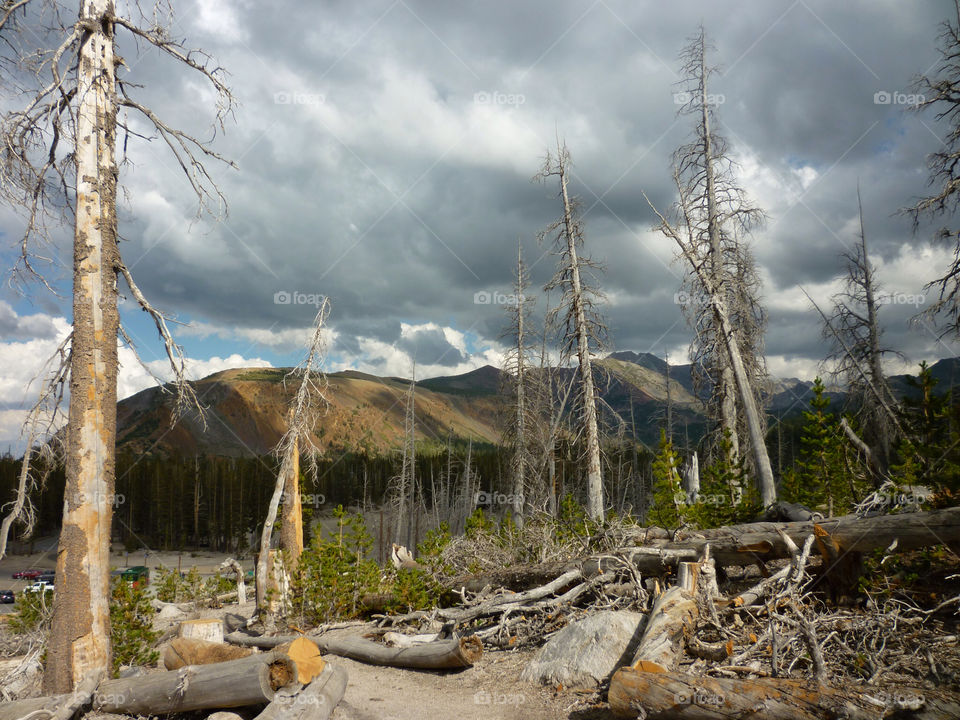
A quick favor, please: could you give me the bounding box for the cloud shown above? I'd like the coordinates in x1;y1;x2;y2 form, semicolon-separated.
4;0;960;438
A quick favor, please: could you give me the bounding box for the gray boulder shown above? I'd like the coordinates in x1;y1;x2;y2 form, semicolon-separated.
520;610;646;689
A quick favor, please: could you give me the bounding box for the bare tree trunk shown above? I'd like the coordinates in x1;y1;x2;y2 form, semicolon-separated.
279;434;303;567
45;0;118;693
716;301;776;505
701;63;742;465
558;157;604;520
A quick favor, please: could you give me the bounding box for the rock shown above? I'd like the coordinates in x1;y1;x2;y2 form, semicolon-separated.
157;603;186;621
520;610;646;689
206;713;246;720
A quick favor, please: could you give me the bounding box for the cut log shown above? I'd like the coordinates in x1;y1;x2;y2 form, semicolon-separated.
163;637;255;670
0;651;300;718
226;631;482;670
253;662;348;720
609;670;873;719
274;636;327;684
450;506;960;592
608;669;960;720
629;586;698;674
180;618;225;643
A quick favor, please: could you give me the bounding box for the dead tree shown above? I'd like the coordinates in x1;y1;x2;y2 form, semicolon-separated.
389;363;417;545
826;189;900;476
536;141;609;520
904;0;960;336
256;302;330;616
651;27;775;507
0;0;233;692
500;242;538;524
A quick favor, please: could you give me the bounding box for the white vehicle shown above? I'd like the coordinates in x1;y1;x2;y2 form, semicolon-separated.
24;581;54;594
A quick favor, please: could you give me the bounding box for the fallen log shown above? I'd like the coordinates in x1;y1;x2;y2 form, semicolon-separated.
253;662;348;720
451;506;960;592
226;631;482;670
0;651;299;718
608;670;873;719
630;585;698;673
607;669;960;720
95;650;298;714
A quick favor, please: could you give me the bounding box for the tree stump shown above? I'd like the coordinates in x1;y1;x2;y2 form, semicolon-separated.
179;618;224;644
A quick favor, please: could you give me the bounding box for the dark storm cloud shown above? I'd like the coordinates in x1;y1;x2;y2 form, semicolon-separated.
396;326;467;367
81;0;960;373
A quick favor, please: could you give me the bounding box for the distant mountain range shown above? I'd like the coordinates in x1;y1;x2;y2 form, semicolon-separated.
115;353;960;458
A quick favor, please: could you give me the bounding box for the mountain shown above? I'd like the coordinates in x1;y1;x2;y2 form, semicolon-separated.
114;353;960;458
117;367;503;457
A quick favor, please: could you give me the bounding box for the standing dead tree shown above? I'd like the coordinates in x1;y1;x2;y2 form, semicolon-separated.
256;301;331;618
0;0;233;692
388;363;417;545
652;27;775;507
536;140;609;520
826;189;900;477
904;0;960;336
500;242;538;524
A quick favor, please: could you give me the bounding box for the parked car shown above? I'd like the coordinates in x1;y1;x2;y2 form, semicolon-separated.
0;590;14;603
11;569;42;580
37;571;55;583
24;581;54;594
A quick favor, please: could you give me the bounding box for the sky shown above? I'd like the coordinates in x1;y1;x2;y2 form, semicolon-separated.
2;0;959;451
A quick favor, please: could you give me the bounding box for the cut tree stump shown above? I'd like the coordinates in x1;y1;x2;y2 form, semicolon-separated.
226;631;482;670
274;636;327;684
253;662;348;720
180;618;225;643
163;637;255;670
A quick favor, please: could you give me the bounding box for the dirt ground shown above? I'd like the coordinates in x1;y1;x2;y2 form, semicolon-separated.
162;602;601;720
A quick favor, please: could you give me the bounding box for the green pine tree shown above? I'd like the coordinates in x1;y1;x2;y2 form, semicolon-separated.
651;429;686;527
893;362;960;498
781;378;866;513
